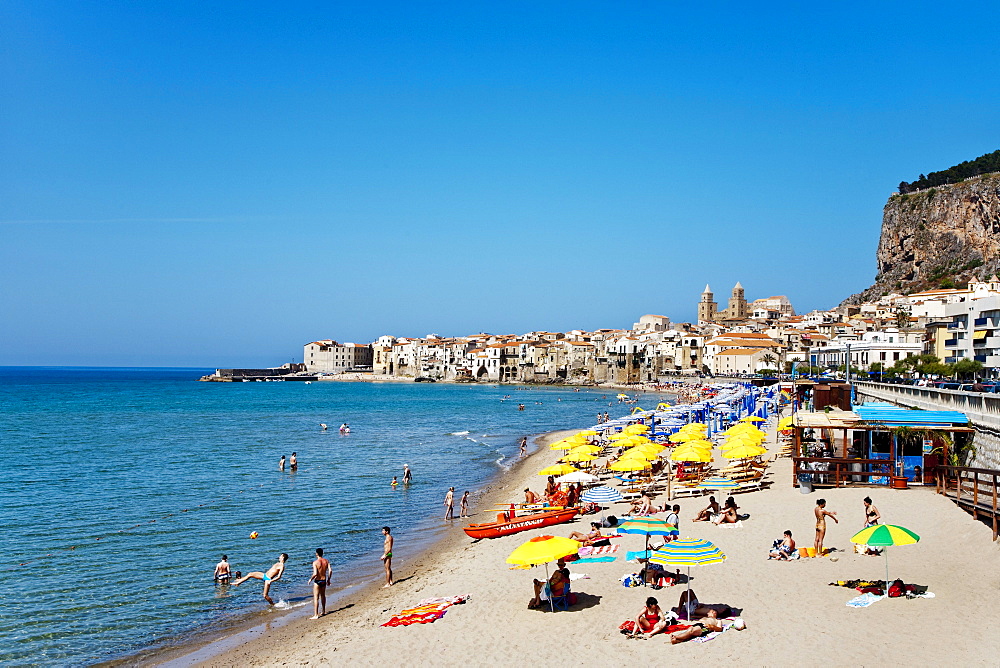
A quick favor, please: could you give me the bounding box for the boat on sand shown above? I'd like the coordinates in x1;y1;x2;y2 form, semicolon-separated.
463;507;579;539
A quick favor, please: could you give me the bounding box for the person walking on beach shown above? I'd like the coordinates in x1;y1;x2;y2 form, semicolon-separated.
278;455;286;471
519;436;528;458
233;553;287;605
402;464;412;485
290;452;297;471
862;496;881;527
214;555;231;584
309;548;332;619
381;527;394;588
460;490;470;517
444;487;455;520
814;499;838;557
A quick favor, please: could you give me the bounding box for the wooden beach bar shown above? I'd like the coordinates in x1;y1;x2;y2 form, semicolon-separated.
790;402;974;489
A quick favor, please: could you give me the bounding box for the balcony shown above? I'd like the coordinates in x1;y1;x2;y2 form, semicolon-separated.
975;317;989;326
947;322;962;330
944;338;959;347
975;355;987;363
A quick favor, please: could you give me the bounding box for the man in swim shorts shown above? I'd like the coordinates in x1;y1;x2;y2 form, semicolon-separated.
444;487;455;520
233;553;287;604
214;554;231;584
381;526;394;588
289;452;297;471
309;548;331;619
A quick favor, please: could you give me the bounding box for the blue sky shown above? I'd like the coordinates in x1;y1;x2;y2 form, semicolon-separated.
2;2;999;366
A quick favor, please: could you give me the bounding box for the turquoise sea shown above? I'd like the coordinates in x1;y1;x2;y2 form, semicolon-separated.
0;367;674;665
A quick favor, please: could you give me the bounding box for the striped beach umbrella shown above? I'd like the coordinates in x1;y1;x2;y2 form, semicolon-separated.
580;486;624;504
698;476;739;491
850;524;920;593
618;517;679;554
650;538;727;617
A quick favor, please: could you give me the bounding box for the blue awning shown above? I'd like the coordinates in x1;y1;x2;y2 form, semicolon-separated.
854;403;968;426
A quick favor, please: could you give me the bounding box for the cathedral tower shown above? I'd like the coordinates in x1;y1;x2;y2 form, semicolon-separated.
698;284;718;323
727;281;748;320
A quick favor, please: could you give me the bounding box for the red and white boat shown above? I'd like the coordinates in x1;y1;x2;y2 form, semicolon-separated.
462;507;579;539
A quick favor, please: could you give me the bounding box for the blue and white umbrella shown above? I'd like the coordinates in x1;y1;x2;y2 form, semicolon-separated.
581;486;624;504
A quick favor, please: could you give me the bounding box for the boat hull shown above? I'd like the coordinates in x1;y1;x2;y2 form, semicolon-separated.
463;508;579;539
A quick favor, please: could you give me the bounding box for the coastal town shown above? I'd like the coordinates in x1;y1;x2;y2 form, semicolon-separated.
231;276;1000;384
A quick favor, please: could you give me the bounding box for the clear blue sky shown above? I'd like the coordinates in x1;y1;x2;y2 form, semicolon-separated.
2;2;999;367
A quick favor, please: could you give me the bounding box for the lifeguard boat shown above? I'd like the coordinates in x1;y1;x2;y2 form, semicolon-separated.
462;507;579;540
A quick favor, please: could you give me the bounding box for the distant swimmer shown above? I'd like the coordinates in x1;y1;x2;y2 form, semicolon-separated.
381;526;394;588
214;555;231;584
392;476;398;488
320;423;328;430
518;404;525;411
309;548;332;619
339;423;351;434
290;452;297;471
279;455;286;472
402;464;412;485
233;553;287;605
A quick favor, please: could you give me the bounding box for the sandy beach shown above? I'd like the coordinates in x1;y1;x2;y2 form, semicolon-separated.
180;423;1000;667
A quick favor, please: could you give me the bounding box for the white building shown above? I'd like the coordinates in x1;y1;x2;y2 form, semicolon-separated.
303;340;373;373
810;329;922;370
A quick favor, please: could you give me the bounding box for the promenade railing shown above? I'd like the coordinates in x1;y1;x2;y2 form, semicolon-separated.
792;457;893;488
935;465;1000;540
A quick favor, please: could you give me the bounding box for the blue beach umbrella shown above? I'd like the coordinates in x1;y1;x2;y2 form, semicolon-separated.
698;476;740;491
581;486;624;504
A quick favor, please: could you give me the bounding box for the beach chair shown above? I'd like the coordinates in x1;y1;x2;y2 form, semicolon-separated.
548;582;570;611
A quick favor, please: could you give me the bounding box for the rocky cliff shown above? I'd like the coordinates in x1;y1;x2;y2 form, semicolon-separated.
843;172;1000;304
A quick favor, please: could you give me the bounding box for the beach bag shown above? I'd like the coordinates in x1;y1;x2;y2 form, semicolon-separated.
619;620;636;634
888;579;905;598
621;574;642;587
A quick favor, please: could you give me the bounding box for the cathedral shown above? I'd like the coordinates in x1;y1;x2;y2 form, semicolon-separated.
698;282;749;324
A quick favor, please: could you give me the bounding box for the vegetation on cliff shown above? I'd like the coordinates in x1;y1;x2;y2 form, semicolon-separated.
898;149;1000;193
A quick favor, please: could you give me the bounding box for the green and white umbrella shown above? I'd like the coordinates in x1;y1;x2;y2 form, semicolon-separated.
850;524;920;594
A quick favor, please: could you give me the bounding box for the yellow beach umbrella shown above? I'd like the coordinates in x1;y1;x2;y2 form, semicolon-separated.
670;449;713;463
507;535;582;612
722;444;767;459
538;463;578;476
568;444;601;454
624;424;650;434
619;450;657;462
740;416;766;423
607;432;631;441
577;430;599;437
681;439;715;449
562;452;597;463
609;458;652;471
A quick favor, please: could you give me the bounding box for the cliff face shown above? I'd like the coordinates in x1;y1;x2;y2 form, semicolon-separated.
844;173;1000;304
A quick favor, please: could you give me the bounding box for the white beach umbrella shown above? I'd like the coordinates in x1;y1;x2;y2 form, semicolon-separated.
555;471;600;484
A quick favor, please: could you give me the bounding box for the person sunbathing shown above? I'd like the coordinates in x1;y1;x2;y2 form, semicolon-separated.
713;505;738;524
528;569;567;609
668;609;724;644
693;496;720;522
568;522;605;546
632;596;669;637
626;493;655;516
768;530;796;560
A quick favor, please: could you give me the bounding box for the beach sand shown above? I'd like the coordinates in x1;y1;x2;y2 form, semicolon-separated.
184;425;1000;667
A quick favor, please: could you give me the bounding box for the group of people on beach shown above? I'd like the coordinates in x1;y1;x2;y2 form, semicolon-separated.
215;528;396;615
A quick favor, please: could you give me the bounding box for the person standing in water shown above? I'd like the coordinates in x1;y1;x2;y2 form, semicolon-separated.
214;555;231;584
444;487;455;520
309;548;331;619
289;452;297;471
460;490;470;517
233;553;287;604
402;464;412;485
814;499;838;557
278;455;286;471
381;527;394;588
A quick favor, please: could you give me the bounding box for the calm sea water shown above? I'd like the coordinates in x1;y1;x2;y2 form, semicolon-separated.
0;368;673;665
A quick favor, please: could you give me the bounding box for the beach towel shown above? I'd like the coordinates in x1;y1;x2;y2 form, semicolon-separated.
846;593;882;608
382;595;469;627
573;556;617;564
691;618;739;643
716;520;743;529
587;544;619;556
626;549;653;562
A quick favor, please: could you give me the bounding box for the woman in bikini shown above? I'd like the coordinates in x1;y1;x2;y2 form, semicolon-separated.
633;596;669;637
863;496;881;527
814;498;838;557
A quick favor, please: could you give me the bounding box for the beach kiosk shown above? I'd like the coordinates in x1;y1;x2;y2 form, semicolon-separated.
791;402;973;488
